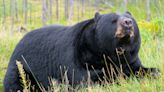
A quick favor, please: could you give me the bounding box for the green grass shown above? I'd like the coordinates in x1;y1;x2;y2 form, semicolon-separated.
0;0;164;92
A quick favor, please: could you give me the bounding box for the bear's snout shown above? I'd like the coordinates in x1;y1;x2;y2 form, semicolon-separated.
120;17;133;29
115;17;134;39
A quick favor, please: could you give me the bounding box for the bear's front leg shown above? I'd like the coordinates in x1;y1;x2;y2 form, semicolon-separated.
3;67;23;92
130;57;160;78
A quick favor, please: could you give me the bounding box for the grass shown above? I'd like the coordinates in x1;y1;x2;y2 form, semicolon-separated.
0;0;164;92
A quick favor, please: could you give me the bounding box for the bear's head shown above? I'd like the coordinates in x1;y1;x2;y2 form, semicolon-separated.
94;12;140;54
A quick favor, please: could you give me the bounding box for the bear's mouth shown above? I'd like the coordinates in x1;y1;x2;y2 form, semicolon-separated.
114;25;134;43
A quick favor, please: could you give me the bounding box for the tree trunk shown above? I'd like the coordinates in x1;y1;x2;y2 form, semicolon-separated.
81;0;85;17
77;1;80;22
146;0;151;21
124;0;128;11
56;0;59;20
154;0;160;17
22;0;24;17
15;0;18;21
29;3;32;23
68;0;74;21
42;0;47;25
10;0;15;34
24;0;28;24
10;0;15;17
64;0;69;20
2;0;6;23
95;0;100;12
49;0;52;18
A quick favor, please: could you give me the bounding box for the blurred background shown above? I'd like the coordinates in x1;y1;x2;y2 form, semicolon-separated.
0;0;164;91
0;0;164;31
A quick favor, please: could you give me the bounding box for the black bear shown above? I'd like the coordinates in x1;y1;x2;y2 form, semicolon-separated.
4;12;159;92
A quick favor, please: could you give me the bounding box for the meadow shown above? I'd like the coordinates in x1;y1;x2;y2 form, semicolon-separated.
0;0;164;92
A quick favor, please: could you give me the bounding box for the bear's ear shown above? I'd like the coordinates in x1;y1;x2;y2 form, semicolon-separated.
94;12;101;23
125;11;132;16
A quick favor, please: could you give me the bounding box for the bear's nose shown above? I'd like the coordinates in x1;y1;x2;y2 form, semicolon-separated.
121;18;133;29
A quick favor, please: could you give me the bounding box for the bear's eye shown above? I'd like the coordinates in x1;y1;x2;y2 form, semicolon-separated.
112;19;117;24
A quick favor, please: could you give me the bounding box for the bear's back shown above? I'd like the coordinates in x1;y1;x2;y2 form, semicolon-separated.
9;25;71;71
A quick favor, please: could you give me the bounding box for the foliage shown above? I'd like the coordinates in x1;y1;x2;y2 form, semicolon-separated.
138;18;164;35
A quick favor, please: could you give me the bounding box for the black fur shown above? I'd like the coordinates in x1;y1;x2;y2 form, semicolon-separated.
4;12;159;92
